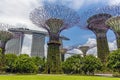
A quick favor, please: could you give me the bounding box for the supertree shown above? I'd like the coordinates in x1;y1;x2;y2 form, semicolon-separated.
102;5;120;49
29;3;80;74
87;13;111;63
79;46;90;57
0;23;14;70
106;16;120;48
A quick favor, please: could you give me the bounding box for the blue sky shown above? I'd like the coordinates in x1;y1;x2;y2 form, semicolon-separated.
0;0;119;54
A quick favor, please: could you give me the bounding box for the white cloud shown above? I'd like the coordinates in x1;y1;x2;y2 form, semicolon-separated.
108;40;117;51
83;38;96;48
0;0;44;31
67;49;82;54
108;0;120;5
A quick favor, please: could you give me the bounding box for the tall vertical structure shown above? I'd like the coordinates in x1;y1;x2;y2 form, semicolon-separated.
59;36;70;61
6;30;24;55
0;30;14;69
30;3;80;74
79;46;90;57
31;33;45;57
106;16;120;49
103;5;120;49
87;13;111;63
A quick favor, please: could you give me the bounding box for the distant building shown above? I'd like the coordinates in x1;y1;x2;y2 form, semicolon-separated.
31;33;45;57
5;32;24;55
6;28;47;58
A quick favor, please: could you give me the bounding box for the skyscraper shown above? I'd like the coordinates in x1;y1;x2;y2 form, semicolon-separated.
5;32;24;55
31;33;45;58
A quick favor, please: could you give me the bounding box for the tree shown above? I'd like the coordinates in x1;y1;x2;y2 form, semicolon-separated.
31;56;45;73
82;55;103;75
30;2;80;74
5;54;17;73
107;49;120;73
62;54;83;74
14;54;38;73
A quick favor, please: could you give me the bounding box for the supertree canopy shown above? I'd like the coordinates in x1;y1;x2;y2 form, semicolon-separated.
0;31;13;53
0;23;15;54
87;13;112;63
79;46;90;57
106;16;120;48
30;3;80;74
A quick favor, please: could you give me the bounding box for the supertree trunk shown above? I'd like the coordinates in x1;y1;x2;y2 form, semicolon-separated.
115;32;120;49
46;42;62;74
0;41;7;71
96;33;109;63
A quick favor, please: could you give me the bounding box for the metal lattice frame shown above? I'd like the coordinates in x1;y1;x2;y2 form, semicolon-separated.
30;3;80;74
106;16;120;48
87;13;111;63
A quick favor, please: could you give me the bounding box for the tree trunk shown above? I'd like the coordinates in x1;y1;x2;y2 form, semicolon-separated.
45;42;62;74
96;35;109;63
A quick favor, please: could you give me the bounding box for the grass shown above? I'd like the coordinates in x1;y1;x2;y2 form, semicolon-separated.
0;75;120;80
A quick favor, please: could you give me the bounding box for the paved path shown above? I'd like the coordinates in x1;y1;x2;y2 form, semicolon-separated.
95;74;113;77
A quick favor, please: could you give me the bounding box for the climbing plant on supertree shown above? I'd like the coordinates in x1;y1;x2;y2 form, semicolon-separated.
87;13;111;63
29;3;80;74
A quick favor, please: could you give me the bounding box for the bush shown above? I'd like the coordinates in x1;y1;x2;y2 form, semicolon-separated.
82;55;103;75
113;72;120;77
62;54;83;74
31;56;45;73
5;54;17;73
107;49;120;74
14;54;38;73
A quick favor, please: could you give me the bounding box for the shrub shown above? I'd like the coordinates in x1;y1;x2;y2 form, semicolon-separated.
82;55;103;75
62;54;83;74
14;54;38;73
107;49;120;74
5;54;17;73
31;56;45;73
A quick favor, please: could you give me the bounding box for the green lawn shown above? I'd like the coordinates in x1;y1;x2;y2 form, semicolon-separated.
0;75;120;80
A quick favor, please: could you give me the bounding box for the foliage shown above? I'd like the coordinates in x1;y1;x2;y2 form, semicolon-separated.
31;56;45;73
5;54;18;73
0;48;2;71
107;49;120;73
82;55;103;75
0;48;6;73
62;54;83;74
13;54;38;73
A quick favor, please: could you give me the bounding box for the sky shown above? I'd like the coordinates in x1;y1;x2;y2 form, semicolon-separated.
0;0;120;56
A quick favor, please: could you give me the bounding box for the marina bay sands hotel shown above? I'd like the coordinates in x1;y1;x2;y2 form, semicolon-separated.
5;28;69;58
